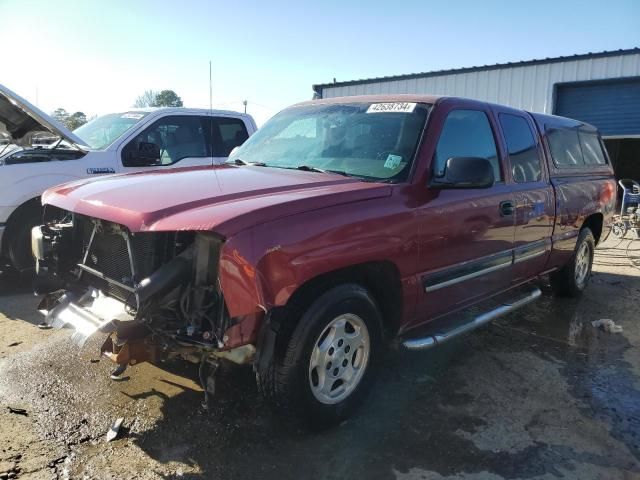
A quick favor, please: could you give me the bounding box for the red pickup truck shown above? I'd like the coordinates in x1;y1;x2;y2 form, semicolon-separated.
33;95;615;428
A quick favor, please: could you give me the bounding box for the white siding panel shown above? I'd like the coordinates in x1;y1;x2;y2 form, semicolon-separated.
319;53;640;113
532;64;548;111
590;57;607;78
577;58;590;79
417;77;428;93
486;70;499;103
622;55;637;76
465;71;477;98
433;75;444;95
477;71;488;100
454;73;465;97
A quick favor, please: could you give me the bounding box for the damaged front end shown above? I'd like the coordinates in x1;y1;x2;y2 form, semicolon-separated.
32;211;256;379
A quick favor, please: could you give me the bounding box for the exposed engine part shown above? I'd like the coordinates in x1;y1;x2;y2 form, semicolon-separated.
136;256;192;305
34;210;246;408
35;211;230;347
174;233;225;345
177;284;222;346
31;219;75;276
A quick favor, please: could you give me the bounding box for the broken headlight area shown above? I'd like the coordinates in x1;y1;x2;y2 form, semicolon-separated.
33;212;248;369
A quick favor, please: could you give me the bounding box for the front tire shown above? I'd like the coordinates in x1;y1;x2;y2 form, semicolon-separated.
257;284;383;429
550;227;595;297
7;206;41;273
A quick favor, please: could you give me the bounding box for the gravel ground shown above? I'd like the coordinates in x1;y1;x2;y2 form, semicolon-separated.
0;235;639;480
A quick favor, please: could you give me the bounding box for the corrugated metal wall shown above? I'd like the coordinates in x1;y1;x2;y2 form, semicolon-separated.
319;53;640;114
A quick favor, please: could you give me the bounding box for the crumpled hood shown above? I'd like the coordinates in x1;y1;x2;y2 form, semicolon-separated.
0;84;89;149
42;165;391;236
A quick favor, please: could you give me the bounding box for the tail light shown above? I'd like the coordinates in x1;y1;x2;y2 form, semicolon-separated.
600;180;616;208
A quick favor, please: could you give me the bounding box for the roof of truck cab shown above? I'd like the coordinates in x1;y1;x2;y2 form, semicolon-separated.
294;94;445;107
528;111;598;132
295;95;599;132
127;107;253;118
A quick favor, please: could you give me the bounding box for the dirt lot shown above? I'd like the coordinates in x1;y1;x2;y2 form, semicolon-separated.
1;236;639;480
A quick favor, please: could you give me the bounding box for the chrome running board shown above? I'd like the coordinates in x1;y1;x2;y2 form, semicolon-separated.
402;287;542;351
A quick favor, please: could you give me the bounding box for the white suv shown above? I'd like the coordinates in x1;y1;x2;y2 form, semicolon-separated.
0;84;257;272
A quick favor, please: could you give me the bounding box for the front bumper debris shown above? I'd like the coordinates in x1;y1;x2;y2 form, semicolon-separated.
39;287;256;366
101;333;159;366
38;288;134;346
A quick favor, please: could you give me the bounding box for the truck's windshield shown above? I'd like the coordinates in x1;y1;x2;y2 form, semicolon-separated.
228;102;430;181
74;112;150;150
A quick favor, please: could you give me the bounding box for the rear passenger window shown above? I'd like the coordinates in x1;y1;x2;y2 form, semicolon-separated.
499;114;541;183
434;110;501;181
579;131;607;165
212;117;249;157
546;128;584;167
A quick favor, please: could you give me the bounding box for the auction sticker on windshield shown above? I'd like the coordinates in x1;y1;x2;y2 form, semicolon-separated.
384;154;402;169
367;102;417;113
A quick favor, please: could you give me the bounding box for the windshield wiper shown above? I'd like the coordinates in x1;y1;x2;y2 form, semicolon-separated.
229;158;266;166
296;164;326;173
296;165;350;177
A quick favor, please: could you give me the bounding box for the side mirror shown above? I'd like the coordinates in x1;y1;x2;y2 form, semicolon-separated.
431;156;495;189
127;141;161;167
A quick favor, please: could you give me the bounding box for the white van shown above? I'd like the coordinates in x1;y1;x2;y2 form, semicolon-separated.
0;84;257;272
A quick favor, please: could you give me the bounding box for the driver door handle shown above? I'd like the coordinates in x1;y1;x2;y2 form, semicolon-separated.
500;201;515;216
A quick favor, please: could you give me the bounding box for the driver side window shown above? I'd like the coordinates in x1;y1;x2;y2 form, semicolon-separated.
122;116;207;167
434;109;502;181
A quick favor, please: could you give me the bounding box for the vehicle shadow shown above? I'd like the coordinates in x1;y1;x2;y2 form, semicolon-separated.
0;270;32;296
127;275;640;480
0;272;41;324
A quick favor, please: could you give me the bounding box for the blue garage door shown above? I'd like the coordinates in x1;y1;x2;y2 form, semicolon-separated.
555;78;640;136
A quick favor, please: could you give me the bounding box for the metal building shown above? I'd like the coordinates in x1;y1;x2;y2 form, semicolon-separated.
313;48;640;179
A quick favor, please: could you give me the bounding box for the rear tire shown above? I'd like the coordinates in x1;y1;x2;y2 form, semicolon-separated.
256;284;383;430
550;227;595;297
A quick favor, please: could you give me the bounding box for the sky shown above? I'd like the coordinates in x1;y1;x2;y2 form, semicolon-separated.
1;0;639;126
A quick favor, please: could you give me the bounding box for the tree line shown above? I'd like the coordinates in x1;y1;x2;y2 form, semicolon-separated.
51;89;183;130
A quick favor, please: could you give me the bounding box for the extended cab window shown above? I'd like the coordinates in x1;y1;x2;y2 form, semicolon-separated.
211;117;249;157
122;116;207;167
499;114;541;183
546;127;584;167
579;131;607;165
434;110;501;181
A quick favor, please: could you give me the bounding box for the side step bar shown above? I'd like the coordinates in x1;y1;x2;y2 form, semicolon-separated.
402;287;542;351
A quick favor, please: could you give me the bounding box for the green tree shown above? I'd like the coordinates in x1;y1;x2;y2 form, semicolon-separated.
51;109;87;130
133;90;157;108
153;90;183;107
66;112;87;130
52;108;69;125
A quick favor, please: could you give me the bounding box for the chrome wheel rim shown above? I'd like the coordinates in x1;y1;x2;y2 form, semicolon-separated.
575;241;591;288
308;313;370;405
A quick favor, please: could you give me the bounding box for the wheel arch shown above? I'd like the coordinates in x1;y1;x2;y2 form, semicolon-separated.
2;196;42;257
582;212;603;244
283;260;404;339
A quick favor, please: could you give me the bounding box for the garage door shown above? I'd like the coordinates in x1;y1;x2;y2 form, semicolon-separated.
555;78;640;137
